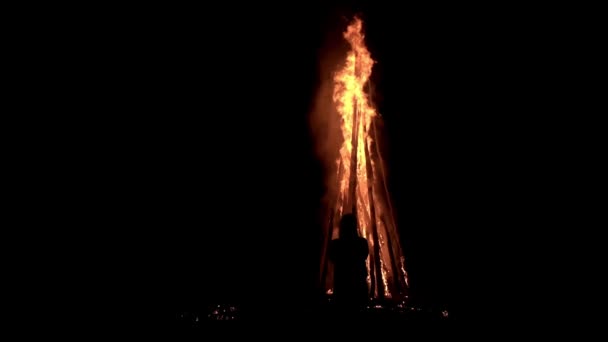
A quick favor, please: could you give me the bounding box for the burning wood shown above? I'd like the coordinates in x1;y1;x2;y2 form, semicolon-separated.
319;17;409;301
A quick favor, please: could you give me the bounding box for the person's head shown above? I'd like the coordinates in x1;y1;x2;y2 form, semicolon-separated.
339;214;359;239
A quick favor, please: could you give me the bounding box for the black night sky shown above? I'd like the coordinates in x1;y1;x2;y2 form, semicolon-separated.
78;1;579;323
131;3;469;312
151;3;461;312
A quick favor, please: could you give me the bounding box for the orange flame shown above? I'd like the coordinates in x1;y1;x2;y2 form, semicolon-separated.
323;17;408;299
334;18;376;222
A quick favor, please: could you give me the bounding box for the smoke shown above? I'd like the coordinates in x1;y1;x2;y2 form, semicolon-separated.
308;27;350;215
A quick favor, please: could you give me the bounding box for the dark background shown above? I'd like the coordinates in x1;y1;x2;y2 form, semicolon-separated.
126;3;510;312
58;1;583;321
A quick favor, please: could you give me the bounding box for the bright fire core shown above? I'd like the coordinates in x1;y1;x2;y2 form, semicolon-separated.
320;17;408;300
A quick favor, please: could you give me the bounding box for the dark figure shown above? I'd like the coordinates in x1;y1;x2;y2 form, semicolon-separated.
329;214;369;311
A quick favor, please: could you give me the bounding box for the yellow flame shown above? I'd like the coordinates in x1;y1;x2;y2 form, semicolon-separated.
334;18;376;199
327;16;409;299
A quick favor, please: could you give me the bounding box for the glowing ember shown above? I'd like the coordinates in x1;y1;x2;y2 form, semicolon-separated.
319;17;409;300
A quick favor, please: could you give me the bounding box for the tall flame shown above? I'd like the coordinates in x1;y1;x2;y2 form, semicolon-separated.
320;17;408;300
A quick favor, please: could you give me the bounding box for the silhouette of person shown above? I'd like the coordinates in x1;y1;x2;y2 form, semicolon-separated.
329;214;369;311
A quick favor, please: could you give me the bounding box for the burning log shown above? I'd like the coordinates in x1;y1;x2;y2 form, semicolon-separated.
317;17;409;302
